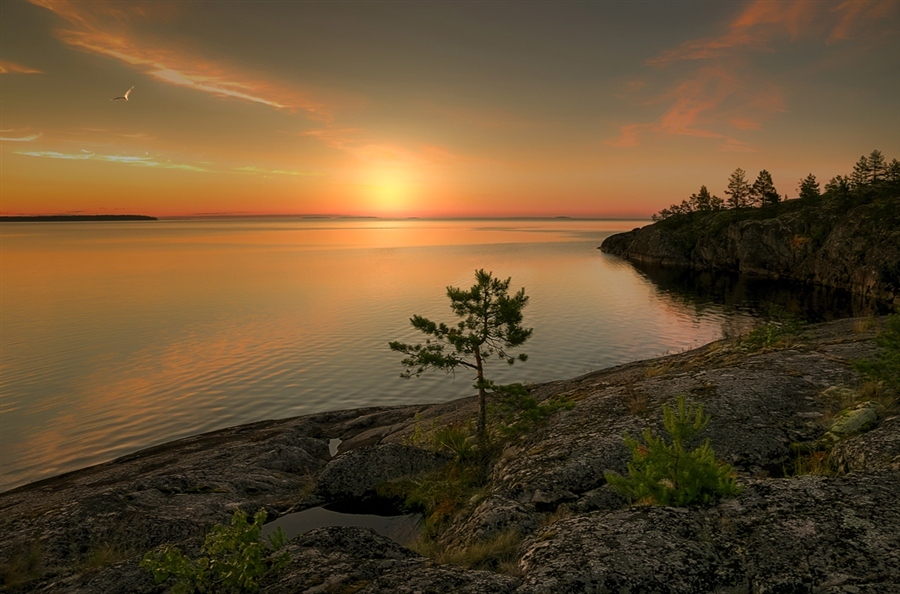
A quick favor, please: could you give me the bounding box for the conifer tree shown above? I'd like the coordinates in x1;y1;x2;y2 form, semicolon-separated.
750;170;780;206
868;149;887;183
689;185;724;211
887;159;900;185
798;173;820;200
725;168;751;208
850;155;871;189
389;270;532;442
825;175;851;196
604;396;740;506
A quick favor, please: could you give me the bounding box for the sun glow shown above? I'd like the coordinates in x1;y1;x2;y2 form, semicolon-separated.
364;167;417;216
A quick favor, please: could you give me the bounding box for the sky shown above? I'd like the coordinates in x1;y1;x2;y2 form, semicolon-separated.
1;0;898;218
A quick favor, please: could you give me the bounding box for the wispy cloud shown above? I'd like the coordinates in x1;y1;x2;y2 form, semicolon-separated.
609;0;891;151
18;150;93;160
0;61;43;74
607;66;770;151
233;166;319;177
16;149;211;171
1;130;43;142
15;147;321;177
654;67;741;138
28;0;330;118
648;1;817;67
607;124;644;148
829;0;898;43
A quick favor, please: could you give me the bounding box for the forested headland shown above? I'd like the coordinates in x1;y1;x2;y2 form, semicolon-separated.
601;150;900;308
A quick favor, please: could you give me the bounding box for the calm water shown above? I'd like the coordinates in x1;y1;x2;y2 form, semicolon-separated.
0;218;852;492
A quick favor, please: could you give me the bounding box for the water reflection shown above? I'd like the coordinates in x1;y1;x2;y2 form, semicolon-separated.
629;260;886;324
0;219;870;492
262;504;421;547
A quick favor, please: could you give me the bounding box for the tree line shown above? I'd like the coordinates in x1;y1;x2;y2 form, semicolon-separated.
653;149;900;221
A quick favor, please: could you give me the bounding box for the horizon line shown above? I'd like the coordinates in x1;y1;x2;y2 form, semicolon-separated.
0;212;653;222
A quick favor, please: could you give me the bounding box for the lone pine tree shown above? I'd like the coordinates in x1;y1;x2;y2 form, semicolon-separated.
389;269;532;442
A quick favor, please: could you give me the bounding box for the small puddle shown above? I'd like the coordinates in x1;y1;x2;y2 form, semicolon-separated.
262;503;421;547
328;438;342;458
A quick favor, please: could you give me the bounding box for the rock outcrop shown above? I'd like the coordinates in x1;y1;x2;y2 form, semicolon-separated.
600;195;900;307
1;318;898;592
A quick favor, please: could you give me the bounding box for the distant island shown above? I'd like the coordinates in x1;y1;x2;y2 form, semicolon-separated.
0;215;157;222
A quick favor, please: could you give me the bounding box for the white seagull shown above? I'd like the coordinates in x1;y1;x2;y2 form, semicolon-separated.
111;86;134;101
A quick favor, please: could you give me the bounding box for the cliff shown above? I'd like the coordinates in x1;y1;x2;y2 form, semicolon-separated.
600;192;900;308
1;317;898;592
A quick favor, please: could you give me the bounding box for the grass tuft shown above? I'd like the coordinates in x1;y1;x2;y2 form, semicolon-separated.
0;540;44;588
786;449;838;476
79;542;134;573
624;388;650;415
413;528;522;574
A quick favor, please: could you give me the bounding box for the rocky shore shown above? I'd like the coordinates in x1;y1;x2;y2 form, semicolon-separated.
2;317;898;593
599;195;900;308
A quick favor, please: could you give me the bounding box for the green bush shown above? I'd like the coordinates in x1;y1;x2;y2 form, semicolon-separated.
854;314;900;391
140;509;288;594
604;396;740;506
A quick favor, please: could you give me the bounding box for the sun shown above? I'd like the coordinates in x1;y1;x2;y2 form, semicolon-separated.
364;167;416;216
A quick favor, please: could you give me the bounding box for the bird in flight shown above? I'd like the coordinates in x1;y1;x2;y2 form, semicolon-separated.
111;86;134;101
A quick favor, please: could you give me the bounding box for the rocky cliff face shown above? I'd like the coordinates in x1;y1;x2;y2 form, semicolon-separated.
601;196;900;308
2;319;898;593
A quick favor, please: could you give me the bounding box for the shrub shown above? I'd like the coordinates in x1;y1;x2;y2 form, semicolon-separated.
140;509;288;594
604;396;740;506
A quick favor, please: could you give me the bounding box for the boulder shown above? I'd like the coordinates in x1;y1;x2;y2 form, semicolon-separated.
313;444;451;501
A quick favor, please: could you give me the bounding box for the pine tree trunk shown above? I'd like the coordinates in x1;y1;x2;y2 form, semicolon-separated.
474;347;487;444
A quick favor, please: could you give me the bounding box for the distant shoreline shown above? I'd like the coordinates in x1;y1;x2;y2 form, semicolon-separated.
0;215;157;222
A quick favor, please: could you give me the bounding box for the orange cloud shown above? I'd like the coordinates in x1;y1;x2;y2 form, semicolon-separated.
0;61;43;74
613;1;844;150
29;0;329;118
648;1;817;66
829;0;898;42
649;0;896;66
655;67;738;138
729;117;761;131
607;124;645;147
720;138;756;153
303;125;472;168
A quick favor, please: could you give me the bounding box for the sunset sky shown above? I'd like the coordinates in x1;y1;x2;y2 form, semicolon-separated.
1;0;898;218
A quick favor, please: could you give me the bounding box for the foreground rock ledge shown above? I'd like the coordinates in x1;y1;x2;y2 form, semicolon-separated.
1;318;898;593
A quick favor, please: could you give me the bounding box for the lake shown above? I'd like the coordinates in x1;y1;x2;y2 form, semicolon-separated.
0;218;857;492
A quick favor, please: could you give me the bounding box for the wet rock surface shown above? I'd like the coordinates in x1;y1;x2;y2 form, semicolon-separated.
2;318;898;592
